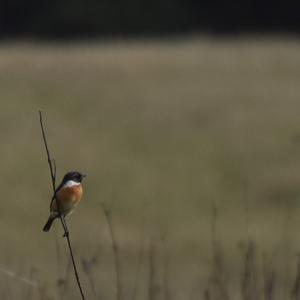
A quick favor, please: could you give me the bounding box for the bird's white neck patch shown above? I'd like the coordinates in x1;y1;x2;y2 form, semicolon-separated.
64;180;80;187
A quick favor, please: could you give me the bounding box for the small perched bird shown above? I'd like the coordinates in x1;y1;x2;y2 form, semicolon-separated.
43;171;86;232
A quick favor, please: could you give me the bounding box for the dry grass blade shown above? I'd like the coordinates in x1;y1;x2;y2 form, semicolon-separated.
81;255;99;299
262;257;275;300
291;254;300;300
161;235;171;300
0;266;38;288
101;202;122;300
148;238;155;300
241;240;259;300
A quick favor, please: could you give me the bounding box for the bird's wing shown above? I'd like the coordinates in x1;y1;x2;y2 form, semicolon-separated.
49;182;64;211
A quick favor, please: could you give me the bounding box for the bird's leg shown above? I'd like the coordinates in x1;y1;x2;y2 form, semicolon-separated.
62;217;69;238
60;215;69;238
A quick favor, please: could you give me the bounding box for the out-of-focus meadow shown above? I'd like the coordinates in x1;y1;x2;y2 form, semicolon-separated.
0;37;300;299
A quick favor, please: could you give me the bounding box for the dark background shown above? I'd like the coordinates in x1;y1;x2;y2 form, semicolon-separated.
1;0;300;39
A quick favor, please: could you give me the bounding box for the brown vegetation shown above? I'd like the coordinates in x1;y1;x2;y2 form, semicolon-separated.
0;37;300;299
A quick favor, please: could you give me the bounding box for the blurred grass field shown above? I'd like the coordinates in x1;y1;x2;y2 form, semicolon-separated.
0;37;300;299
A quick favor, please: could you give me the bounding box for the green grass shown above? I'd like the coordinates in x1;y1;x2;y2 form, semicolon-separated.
0;37;300;299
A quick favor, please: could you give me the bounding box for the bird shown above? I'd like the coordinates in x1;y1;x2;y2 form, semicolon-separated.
43;171;86;232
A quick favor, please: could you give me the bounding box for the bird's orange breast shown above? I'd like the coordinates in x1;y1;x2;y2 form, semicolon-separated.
51;185;83;214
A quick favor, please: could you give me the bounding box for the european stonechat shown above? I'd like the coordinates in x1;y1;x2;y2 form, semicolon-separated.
43;171;86;232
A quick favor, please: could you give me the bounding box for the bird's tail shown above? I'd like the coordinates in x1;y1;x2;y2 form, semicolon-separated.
43;213;58;232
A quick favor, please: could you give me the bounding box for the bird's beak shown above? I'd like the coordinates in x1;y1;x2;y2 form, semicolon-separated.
82;174;87;178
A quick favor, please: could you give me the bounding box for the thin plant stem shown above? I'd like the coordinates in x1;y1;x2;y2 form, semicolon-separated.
39;110;85;300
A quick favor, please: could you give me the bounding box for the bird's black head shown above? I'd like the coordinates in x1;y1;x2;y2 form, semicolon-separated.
63;171;86;183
